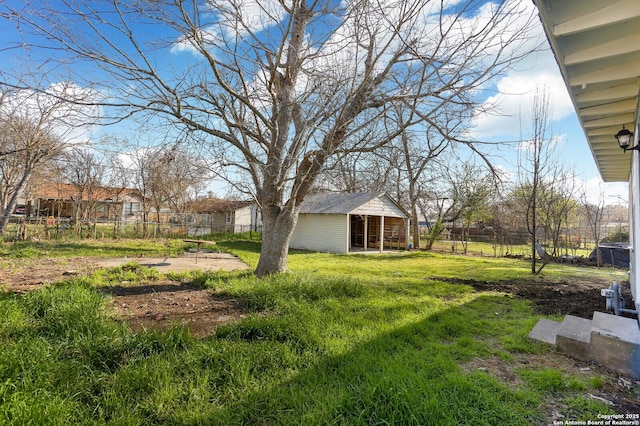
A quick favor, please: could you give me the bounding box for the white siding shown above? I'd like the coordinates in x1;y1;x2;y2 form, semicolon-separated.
351;195;406;218
290;214;348;253
234;206;253;231
631;151;639;311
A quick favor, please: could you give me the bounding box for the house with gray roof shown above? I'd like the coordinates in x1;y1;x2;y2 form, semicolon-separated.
185;197;261;234
290;192;410;253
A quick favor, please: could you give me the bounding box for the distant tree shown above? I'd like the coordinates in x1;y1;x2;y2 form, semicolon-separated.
514;86;557;274
143;145;210;225
395;123;451;249
446;161;498;254
580;188;607;267
0;83;85;234
61;147;110;224
537;170;578;256
113;139;210;236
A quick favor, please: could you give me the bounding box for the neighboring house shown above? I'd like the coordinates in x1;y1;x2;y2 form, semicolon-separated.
290;192;410;253
23;183;162;222
184;197;262;233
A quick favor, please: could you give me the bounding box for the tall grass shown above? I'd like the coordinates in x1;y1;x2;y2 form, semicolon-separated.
0;241;622;424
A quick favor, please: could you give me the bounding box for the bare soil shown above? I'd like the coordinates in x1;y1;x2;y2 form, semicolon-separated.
433;275;634;320
103;282;247;337
0;253;251;337
1;256;639;420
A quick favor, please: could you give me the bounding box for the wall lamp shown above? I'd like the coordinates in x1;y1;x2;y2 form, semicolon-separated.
616;125;637;151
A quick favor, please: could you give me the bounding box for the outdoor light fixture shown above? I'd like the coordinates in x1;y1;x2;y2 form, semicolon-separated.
615;125;637;151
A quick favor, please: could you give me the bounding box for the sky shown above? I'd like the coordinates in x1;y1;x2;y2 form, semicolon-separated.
0;0;630;206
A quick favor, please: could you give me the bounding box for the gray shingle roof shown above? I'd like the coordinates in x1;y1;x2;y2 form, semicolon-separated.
299;192;408;218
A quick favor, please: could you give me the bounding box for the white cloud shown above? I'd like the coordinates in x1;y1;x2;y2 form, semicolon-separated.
469;61;574;140
578;177;628;206
1;82;100;144
169;27;221;55
170;0;285;55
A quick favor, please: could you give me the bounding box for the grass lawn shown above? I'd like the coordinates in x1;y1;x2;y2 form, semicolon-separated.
429;240;595;258
0;239;631;424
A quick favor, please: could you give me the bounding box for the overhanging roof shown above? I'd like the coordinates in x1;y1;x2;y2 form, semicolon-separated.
533;0;640;182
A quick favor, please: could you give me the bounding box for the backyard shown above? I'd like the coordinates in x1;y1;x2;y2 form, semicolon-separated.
0;238;638;424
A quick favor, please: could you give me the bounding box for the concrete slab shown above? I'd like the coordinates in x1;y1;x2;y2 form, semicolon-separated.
91;252;250;273
556;315;592;361
528;319;561;345
590;312;640;379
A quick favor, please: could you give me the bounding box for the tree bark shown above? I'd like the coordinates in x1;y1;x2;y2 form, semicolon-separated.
255;204;300;277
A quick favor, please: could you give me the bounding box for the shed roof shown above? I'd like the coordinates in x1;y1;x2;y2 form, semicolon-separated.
299;192;409;218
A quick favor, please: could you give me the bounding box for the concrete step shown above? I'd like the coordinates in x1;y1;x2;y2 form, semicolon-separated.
528;315;592;360
556;315;592;361
528;318;561;345
590;312;640;379
529;312;640;379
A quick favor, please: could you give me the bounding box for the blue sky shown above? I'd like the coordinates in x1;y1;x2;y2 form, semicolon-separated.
0;0;629;205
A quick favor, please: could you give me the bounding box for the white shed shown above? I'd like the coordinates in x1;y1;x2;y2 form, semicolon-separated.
290;192;410;253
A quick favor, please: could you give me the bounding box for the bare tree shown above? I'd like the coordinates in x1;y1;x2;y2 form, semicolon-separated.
144;145;210;225
537;168;578;257
112;139;211;236
3;0;537;274
61;147;111;224
445;161;498;254
580;188;607;267
514;86;561;273
0;83;85;234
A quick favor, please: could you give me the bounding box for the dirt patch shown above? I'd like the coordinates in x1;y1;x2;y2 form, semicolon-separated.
102;282;247;337
0;253;251;337
0;252;249;293
433;275;633;319
0;257;97;292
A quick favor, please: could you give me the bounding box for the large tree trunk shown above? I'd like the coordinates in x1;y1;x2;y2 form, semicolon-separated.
255;204;300;277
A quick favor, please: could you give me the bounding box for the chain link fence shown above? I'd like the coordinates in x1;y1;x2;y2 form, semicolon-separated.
2;216;262;241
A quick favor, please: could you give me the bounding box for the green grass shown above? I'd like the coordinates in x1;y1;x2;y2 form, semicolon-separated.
0;238;186;258
430;240;595;258
0;239;627;425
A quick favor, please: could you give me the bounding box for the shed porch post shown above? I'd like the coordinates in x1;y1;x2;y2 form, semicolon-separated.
406;219;411;249
347;214;351;253
364;215;369;251
379;215;384;253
